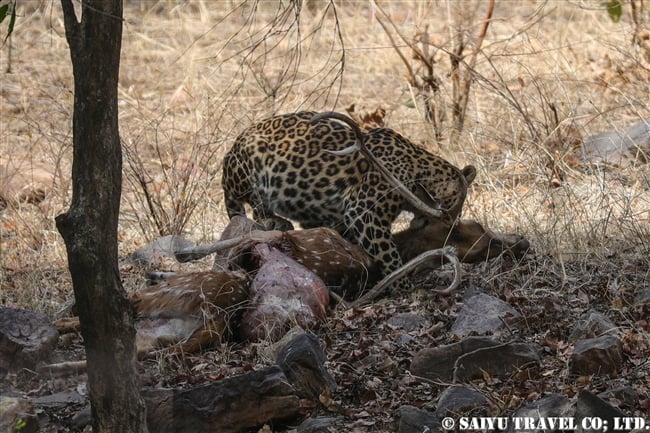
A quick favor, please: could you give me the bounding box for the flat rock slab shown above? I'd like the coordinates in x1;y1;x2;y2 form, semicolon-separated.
143;365;300;433
0;307;58;373
411;336;499;382
597;386;638;407
33;390;86;408
297;416;344;433
635;285;650;305
581;119;650;167
276;333;336;399
142;332;332;433
450;293;523;338
387;313;430;332
453;341;541;382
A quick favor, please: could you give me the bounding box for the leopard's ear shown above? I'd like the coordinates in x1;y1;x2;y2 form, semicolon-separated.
462;165;477;185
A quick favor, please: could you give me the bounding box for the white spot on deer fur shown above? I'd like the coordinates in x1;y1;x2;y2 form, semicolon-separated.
161;287;186;296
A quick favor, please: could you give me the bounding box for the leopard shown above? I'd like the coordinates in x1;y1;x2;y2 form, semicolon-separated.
222;111;476;290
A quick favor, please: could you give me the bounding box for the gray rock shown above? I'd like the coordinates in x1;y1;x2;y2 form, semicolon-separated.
33;389;85;408
297;416;343;433
570;335;623;376
70;405;92;430
276;332;336;400
395;333;417;346
436;386;487;417
581;119;650;167
575;390;628;433
450;293;523;338
568;310;618;343
454;341;541;382
506;393;573;433
0;307;58;373
397;405;441;433
388;313;430;332
411;337;499;382
597;386;638;407
462;284;484;301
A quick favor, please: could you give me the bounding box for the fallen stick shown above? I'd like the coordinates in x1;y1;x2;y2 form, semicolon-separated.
37;360;87;376
53;316;81;334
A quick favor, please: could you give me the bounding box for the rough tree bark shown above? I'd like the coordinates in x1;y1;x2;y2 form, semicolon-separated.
56;0;147;431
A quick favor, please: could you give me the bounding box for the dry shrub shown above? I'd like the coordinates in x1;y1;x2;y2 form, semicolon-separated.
121;112;225;238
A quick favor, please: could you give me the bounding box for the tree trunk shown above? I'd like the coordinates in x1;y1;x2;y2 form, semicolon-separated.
56;0;147;431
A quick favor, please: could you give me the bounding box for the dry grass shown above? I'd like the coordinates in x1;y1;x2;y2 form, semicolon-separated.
1;0;649;320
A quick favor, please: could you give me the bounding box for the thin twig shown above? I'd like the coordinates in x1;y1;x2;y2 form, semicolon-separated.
374;13;417;85
451;0;495;134
372;1;433;71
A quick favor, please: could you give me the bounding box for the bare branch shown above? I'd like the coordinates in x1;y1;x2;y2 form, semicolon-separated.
372;1;432;71
456;0;495;132
60;0;80;54
373;10;417;85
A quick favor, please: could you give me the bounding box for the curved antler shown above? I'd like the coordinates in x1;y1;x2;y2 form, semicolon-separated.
310;112;454;222
349;246;461;307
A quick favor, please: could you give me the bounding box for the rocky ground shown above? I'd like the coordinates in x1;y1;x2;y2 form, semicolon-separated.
2;242;649;432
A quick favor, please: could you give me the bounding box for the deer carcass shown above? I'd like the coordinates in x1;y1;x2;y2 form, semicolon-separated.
395;218;530;265
176;216;528;294
175;216;378;299
241;244;330;341
134;217;529;352
132;271;249;355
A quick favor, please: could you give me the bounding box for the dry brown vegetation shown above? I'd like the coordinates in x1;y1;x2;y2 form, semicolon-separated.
1;0;649;430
